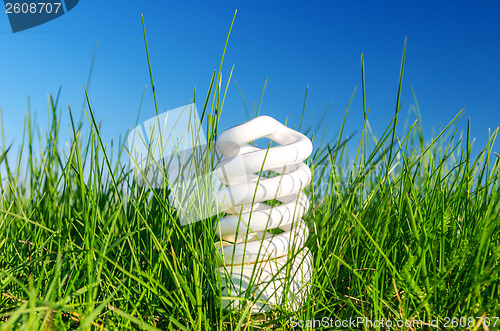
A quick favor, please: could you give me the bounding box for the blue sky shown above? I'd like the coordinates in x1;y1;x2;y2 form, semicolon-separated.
0;1;499;161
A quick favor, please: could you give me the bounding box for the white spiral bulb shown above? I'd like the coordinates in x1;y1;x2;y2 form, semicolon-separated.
214;115;314;313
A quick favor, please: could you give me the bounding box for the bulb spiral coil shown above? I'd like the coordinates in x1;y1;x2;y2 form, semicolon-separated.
215;116;313;313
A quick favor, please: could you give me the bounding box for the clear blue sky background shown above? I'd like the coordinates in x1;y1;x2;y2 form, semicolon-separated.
0;1;499;162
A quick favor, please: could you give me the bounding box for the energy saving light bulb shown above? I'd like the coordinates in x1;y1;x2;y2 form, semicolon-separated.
128;107;314;313
214;115;314;313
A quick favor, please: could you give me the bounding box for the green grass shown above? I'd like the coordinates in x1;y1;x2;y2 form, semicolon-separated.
1;15;500;330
